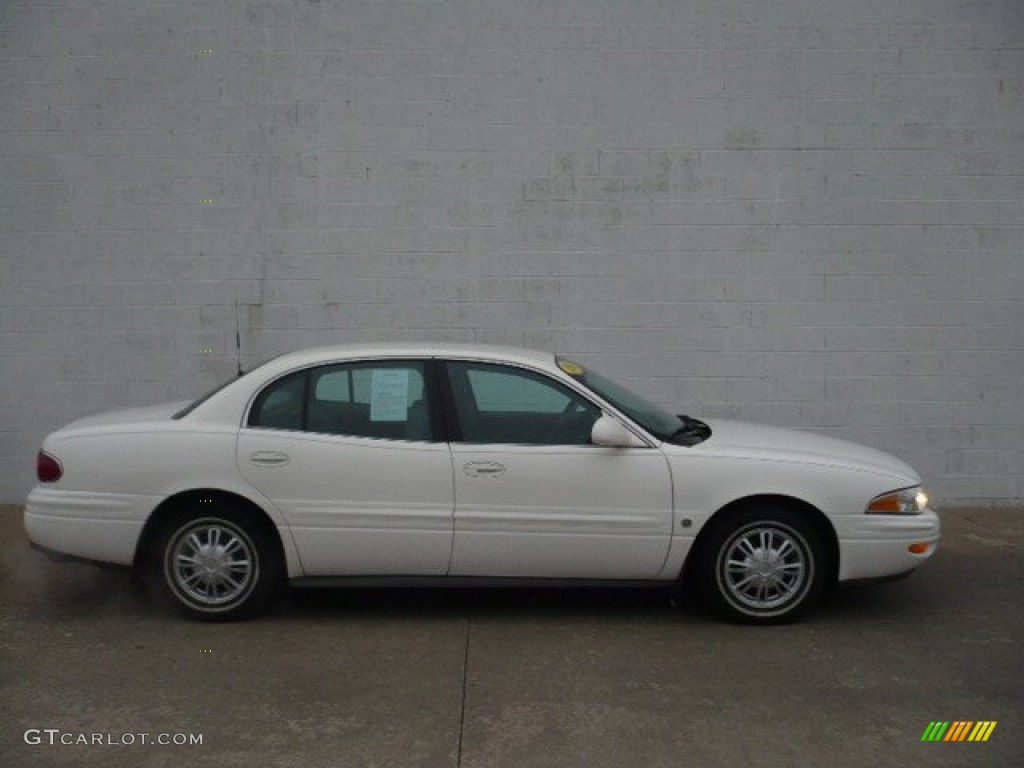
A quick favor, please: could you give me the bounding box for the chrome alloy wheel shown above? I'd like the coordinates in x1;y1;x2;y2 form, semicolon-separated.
717;523;812;614
165;519;259;610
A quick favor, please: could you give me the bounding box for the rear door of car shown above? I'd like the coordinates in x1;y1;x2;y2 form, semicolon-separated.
442;359;674;579
237;358;454;576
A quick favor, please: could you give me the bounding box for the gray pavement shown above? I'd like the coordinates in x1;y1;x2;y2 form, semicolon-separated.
1;504;1021;767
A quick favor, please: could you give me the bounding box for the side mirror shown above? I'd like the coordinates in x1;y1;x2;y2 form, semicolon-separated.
591;414;645;448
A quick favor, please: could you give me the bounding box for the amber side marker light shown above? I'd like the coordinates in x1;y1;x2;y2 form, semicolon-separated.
908;542;931;555
37;451;63;483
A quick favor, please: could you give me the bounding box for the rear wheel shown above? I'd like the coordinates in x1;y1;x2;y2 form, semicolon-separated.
155;504;282;620
694;505;826;624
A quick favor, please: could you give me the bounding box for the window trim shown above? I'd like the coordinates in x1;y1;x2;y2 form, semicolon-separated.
242;354;658;449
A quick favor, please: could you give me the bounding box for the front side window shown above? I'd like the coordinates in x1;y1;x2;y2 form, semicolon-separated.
249;361;432;441
447;362;600;445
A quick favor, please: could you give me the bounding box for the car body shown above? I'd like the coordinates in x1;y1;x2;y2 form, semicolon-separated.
25;343;940;623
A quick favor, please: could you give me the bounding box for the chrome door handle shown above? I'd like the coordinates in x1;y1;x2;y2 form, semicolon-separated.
463;461;506;478
249;451;290;467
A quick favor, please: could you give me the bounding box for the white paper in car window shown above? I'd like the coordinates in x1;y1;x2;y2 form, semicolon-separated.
370;369;410;422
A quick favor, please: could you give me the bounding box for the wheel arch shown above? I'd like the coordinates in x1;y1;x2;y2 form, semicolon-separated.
682;494;839;588
133;488;289;574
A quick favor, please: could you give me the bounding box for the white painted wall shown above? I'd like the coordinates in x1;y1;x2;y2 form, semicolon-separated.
2;1;1022;502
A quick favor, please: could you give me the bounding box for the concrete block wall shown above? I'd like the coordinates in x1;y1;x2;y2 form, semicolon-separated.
1;0;1022;502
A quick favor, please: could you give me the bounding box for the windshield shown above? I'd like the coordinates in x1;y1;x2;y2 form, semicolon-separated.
557;357;685;441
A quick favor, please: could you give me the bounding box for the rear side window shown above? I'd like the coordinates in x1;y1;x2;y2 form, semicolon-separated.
248;361;432;441
249;371;305;430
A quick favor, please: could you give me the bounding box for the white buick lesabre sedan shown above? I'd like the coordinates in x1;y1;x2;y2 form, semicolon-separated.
25;343;940;623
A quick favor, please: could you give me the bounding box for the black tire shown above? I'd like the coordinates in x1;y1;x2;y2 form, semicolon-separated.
693;505;826;625
154;502;283;621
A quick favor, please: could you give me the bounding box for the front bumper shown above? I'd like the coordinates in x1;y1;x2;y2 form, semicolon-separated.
836;508;941;582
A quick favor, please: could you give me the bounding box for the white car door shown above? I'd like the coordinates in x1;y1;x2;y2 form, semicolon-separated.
237;360;454;576
444;361;674;579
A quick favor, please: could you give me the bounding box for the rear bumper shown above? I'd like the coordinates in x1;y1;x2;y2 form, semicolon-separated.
29;539;129;570
836;508;941;582
24;488;149;567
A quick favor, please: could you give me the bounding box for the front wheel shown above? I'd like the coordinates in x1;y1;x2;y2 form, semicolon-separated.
694;506;826;624
155;505;282;620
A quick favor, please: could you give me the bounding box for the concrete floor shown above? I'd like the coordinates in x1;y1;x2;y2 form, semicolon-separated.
1;504;1021;767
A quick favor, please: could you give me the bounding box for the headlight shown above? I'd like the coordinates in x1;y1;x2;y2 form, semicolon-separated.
866;487;929;515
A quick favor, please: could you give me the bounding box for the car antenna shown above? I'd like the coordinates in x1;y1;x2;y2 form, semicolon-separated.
234;301;243;376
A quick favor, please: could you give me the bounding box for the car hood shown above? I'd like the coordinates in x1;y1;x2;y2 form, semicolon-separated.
674;418;920;483
58;401;191;433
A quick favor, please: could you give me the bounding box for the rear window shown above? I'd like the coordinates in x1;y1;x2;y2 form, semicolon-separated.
172;376;239;419
173;354;284;419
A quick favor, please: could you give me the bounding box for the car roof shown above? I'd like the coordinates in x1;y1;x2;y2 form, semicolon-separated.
260;342;558;373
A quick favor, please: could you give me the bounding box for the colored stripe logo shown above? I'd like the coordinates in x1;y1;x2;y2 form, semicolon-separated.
921;721;997;742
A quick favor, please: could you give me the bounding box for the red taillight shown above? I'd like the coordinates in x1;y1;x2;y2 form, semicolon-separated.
37;451;63;483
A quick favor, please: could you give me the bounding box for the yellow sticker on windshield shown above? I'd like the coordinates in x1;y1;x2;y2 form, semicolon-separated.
558;359;585;376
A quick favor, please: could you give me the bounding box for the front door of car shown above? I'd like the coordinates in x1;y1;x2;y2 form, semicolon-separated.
237;359;454;576
443;361;674;579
